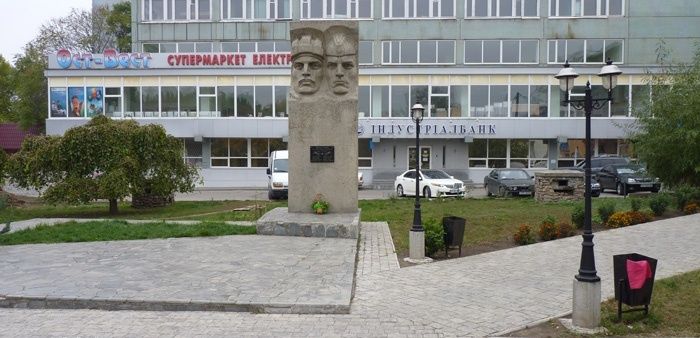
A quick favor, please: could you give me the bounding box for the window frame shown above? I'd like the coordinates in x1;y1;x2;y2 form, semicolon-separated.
300;0;374;19
381;40;456;65
548;0;625;17
383;0;456;19
142;0;213;22
464;39;540;64
547;39;624;64
465;0;540;18
221;0;292;20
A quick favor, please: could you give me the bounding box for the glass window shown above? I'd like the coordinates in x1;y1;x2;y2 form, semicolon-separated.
258;41;275;52
410;86;429;113
465;40;482;63
419;41;437;63
484;40;500;63
251;139;269;167
371;86;389;117
184;138;203;167
239;42;255;52
598;139;618;156
468;139;487;168
611;85;629;116
523;0;537;16
195;42;212;52
255;86;273;117
229;138;248;167
605;40;623;63
124;87;140;115
198;86;216;116
490;85;509;117
470;85;489;117
449;85;468;117
437;41;454;63
359;86;370;118
521;40;538;63
141;87;159;115
430;86;449;117
591;85;609;117
489;139;507;168
274;86;288;117
143;43;159;53
510;139;528;168
105;87;122;118
237;86;254;117
391;86;409;117
567;39;585;63
583;0;597;16
401;40;418;63
358;138;372;168
530;85;548;117
159;86;177;116
631;85;650;115
221;42;237;52
510;85;529;117
178;42;195;53
178;86;196;116
499;0;512;16
609;0;623;15
529;140;548;168
587;39;604;63
211;138;229;167
198;0;211;19
218;86;236;117
502;40;519;63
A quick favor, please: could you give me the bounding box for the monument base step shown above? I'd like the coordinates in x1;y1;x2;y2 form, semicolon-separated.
257;207;360;239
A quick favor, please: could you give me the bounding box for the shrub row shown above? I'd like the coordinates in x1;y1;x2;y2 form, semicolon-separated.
513;215;576;245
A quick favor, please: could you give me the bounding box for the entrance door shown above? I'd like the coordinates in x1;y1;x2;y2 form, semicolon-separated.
408;146;431;170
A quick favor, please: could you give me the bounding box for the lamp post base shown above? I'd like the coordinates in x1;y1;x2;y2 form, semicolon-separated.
572;278;602;329
406;230;432;264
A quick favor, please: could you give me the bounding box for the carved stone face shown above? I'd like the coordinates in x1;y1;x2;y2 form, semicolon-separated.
292;54;323;95
325;55;356;96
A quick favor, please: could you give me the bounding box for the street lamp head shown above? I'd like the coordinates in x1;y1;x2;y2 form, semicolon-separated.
411;101;425;123
554;60;579;92
598;58;622;90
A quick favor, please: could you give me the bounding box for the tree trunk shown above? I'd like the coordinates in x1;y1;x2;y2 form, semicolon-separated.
109;199;118;215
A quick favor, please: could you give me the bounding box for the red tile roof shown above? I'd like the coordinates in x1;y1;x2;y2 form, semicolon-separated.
0;124;41;153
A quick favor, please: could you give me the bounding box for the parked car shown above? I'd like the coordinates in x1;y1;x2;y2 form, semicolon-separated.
394;169;465;198
358;172;364;188
266;150;288;200
591;178;602;197
574;156;631;178
596;164;661;195
484;169;534;197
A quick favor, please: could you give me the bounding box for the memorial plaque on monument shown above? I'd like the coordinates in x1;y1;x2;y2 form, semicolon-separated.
310;146;335;163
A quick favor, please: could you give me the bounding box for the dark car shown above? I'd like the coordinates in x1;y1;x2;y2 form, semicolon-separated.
597;164;661;195
484;169;534;197
591;178;602;197
575;156;631;177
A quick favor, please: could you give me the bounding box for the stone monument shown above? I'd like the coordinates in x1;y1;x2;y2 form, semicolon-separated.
287;22;359;214
256;21;360;239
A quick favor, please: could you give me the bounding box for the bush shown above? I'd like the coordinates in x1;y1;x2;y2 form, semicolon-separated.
673;185;700;211
683;202;699;215
423;218;445;257
649;194;670;216
597;201;617;225
627;211;653;225
571;204;585;229
630;197;642;212
607;211;633;228
0;194;7;211
513;224;535;245
538;215;558;241
556;222;576;238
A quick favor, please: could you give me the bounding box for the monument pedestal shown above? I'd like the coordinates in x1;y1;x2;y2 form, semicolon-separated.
403;230;433;264
257;207;360;239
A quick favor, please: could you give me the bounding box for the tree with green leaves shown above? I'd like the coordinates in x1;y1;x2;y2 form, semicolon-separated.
631;47;700;187
106;2;132;52
0;148;7;189
8;116;199;214
0;56;15;123
12;44;47;131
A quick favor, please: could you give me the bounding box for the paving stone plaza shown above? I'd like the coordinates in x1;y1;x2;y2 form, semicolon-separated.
0;215;699;337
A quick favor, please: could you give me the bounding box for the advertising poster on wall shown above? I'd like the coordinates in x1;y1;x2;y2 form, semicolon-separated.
68;87;85;117
86;87;104;117
50;87;67;117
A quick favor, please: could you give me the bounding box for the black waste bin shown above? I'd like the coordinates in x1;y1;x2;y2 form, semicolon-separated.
613;253;658;321
442;216;466;257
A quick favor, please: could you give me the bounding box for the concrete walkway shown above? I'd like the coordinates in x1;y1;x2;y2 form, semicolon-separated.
3;218;255;234
0;215;698;337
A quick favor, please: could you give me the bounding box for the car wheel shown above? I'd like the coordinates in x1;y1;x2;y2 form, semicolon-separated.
396;185;405;197
592;192;601;197
486;187;492;197
268;190;276;200
616;183;627;196
498;186;506;198
423;186;431;198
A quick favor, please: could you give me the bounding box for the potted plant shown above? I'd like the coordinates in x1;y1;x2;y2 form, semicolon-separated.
311;193;329;214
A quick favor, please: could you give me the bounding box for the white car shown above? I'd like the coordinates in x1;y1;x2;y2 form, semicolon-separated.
394;169;465;198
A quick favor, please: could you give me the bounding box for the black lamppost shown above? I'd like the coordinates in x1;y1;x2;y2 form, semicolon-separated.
555;58;621;328
406;101;428;263
411;101;425;233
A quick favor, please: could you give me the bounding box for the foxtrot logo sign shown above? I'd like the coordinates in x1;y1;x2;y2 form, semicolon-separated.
358;120;496;138
52;49;291;70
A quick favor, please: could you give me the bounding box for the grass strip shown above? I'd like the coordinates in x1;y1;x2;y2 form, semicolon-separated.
0;220;256;246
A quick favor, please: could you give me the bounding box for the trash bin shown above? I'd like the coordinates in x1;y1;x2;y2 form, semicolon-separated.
613;253;658;321
442;216;466;257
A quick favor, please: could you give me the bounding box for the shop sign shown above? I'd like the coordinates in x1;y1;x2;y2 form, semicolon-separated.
358;120;496;138
51;49;292;70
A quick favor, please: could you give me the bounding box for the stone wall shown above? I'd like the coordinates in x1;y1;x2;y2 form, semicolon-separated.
535;170;584;203
131;194;174;209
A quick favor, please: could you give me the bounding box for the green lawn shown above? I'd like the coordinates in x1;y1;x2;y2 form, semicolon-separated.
0;220;256;246
599;269;700;336
360;196;638;253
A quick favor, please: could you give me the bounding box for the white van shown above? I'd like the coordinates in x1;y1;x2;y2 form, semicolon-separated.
266;150;289;199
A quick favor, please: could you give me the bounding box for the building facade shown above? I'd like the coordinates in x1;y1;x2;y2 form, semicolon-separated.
45;0;700;188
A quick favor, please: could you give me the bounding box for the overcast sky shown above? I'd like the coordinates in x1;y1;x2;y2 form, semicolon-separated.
0;0;92;62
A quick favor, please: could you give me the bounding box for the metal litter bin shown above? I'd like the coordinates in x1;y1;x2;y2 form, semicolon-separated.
442;216;466;257
613;253;658;321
